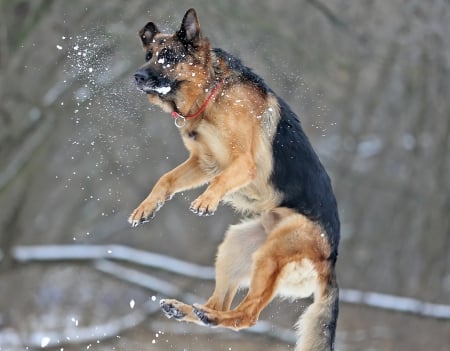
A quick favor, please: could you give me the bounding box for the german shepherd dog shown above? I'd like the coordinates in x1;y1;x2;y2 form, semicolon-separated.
129;8;340;351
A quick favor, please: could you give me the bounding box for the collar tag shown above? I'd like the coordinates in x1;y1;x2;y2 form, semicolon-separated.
172;113;186;128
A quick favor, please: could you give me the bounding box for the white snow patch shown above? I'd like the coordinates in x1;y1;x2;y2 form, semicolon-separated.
153;86;171;95
41;336;51;347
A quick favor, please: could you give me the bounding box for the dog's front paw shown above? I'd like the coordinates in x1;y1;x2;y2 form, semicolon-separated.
128;199;164;227
189;193;219;216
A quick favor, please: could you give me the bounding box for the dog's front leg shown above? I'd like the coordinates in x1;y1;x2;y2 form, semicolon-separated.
129;155;210;226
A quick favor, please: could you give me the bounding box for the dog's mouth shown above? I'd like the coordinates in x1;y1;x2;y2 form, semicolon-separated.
139;84;172;95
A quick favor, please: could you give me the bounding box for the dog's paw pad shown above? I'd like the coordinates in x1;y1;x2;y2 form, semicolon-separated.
160;300;186;320
194;308;216;326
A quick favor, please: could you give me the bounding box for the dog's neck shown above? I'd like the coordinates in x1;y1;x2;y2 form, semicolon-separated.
165;50;231;126
171;78;224;127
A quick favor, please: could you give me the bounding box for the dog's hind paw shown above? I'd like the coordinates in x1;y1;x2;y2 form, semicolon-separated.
160;299;193;321
193;307;217;326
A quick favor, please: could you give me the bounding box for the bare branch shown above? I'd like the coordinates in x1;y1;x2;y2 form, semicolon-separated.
12;244;214;279
305;0;347;30
340;289;450;320
0;116;55;192
93;259;198;303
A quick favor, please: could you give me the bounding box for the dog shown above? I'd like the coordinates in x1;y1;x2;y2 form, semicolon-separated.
129;8;340;351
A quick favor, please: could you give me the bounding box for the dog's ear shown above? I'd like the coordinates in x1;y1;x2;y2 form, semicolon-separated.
138;22;160;49
177;8;201;46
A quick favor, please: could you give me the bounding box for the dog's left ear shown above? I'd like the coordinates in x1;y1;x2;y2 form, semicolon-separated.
138;22;160;49
177;8;201;45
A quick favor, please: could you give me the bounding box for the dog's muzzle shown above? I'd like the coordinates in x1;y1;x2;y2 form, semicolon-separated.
134;68;172;95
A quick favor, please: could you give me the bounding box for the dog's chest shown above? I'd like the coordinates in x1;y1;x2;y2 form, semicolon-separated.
182;122;231;166
184;129;198;140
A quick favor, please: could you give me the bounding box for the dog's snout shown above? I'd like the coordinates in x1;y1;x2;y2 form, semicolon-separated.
134;69;149;84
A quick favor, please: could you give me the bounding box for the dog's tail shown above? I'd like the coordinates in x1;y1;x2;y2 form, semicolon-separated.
295;270;339;351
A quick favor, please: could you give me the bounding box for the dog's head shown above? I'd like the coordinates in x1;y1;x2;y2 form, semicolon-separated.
134;8;212;113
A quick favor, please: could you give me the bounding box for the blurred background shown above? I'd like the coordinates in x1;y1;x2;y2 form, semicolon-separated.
0;0;449;350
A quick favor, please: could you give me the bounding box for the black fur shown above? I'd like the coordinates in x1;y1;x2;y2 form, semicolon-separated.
212;48;268;93
271;98;340;256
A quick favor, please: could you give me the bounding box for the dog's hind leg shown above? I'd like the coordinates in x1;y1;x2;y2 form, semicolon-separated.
204;218;267;311
203;208;294;311
193;211;331;332
160;218;267;323
193;238;280;329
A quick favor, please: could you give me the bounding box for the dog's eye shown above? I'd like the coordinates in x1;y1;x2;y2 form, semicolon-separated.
145;51;152;62
158;48;178;65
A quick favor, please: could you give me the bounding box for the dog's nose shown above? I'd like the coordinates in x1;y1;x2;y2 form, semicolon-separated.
134;69;149;84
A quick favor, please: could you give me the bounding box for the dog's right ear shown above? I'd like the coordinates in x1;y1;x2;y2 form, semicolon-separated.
138;22;160;49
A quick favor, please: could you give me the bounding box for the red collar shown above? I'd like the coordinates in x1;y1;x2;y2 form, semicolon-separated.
171;79;224;127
